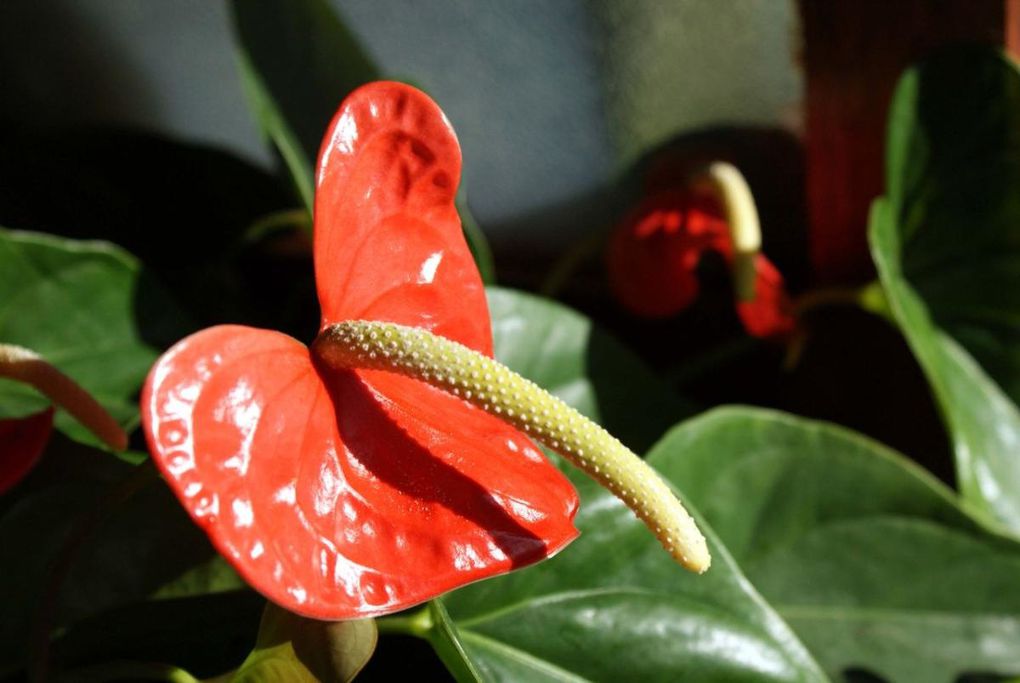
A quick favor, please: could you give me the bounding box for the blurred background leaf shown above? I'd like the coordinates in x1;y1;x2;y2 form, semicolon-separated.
871;47;1020;532
0;229;184;450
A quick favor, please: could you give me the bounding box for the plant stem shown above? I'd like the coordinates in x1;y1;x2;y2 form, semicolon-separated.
243;207;313;243
0;344;127;451
375;606;433;637
313;321;711;574
792;286;869;316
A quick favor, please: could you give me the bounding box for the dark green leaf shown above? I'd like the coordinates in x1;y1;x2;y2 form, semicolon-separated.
50;591;264;680
871;200;1020;532
486;286;695;454
871;48;1020;530
235;603;377;683
0;128;298;334
230;0;380;209
0;229;180;449
436;456;826;681
424;600;484;683
459;194;496;285
0;445;244;676
649;406;1020;683
420;293;824;681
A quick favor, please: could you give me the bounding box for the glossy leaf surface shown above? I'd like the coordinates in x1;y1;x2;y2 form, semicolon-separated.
0;229;170;449
872;48;1020;531
0;408;53;493
421;301;824;681
143;83;579;620
437;448;826;682
651;406;1020;683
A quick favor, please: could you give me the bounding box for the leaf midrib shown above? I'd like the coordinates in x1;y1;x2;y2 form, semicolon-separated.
456;628;594;683
779;603;1020;625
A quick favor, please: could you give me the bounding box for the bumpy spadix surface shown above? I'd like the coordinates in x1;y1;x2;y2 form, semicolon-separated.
142;82;579;619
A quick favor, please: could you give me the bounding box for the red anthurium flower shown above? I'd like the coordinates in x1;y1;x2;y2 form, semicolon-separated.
607;188;796;340
142;82;580;620
0;408;54;494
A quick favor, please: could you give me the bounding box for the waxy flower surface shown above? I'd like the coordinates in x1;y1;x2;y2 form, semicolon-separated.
142;82;579;619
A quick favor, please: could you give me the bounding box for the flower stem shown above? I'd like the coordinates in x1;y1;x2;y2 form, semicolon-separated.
0;344;127;451
376;606;433;637
313;321;711;574
691;162;761;302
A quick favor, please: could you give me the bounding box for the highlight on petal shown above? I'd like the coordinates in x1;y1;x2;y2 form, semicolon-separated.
314;81;490;355
142;325;578;619
0;407;54;494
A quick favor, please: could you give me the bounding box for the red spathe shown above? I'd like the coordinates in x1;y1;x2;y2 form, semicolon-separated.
142;82;579;620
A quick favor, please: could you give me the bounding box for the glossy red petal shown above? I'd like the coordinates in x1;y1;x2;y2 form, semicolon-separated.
143;326;578;619
314;81;491;355
0;407;54;494
607;190;728;318
735;254;797;341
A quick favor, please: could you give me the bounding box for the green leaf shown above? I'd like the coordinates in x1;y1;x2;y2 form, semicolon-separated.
486;287;696;454
423;601;484;683
230;0;380;210
434;456;826;681
871;48;1020;531
234;603;377;683
413;291;824;681
0;229;180;449
871;200;1020;532
50;591;265;679
459;194;496;285
649;406;1020;683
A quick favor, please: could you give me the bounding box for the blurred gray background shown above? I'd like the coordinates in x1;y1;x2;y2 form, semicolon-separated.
0;0;801;246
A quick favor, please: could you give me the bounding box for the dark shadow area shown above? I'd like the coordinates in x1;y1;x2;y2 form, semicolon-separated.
44;590;264;680
781;307;953;483
583;324;699;455
323;367;548;568
359;633;454;682
0;126;320;343
0;2;158;129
